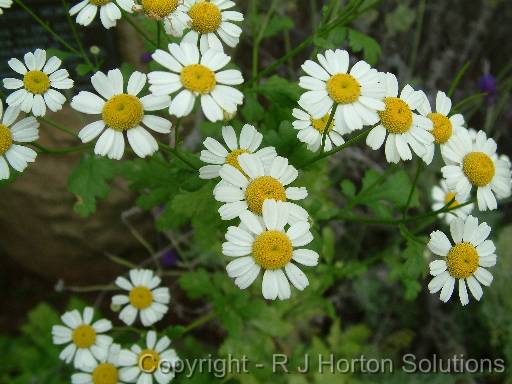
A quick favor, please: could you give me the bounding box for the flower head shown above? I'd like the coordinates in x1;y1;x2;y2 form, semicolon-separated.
72;69;171;160
148;42;244;122
71;343;123;384
52;307;113;370
136;0;191;37
223;199;319;300
0;0;13;15
3;49;73;116
112;269;171;327
431;180;473;224
427;216;496;305
69;0;135;29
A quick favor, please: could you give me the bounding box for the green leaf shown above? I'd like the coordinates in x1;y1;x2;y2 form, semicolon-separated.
262;14;294;38
179;269;212;300
256;75;301;107
76;63;93;76
241;92;265;122
348;29;381;65
67;155;117;217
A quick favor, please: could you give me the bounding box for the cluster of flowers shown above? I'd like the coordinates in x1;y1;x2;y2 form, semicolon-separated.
52;269;177;383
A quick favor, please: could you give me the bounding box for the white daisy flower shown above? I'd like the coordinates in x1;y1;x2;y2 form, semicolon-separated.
52;307;113;370
298;49;385;132
0;0;12;15
292;100;345;152
71;343;124;384
199;124;276;179
214;153;309;223
181;0;244;51
3;49;73;117
427;215;497;305
69;0;134;29
118;331;179;384
135;0;191;37
223;199;319;300
112;269;171;327
441;129;512;211
365;72;434;164
0;101;39;180
431;180;473;225
148;42;244;122
417;90;466;164
71;69;171;160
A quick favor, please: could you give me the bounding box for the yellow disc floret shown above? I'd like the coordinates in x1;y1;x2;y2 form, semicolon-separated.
252;230;293;270
444;191;460;209
326;73;361;104
72;324;97;349
379;97;412;134
463;152;495;187
23;70;50;94
92;363;118;384
188;1;222;33
245;176;286;215
428;112;453;144
102;94;144;131
225;149;249;172
446;242;479;279
142;0;179;18
129;286;154;309
138;349;161;373
310;114;334;134
180;64;216;94
0;124;13;155
90;0;110;5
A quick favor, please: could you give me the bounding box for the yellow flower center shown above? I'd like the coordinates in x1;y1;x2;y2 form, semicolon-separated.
138;349;161;373
245;176;287;215
463;152;495;187
310;114;334;134
428;112;453;144
141;0;179;18
180;64;216;94
23;70;50;94
379;97;412;134
326;73;361;104
252;230;293;270
129;286;154;309
0;124;13;156
72;324;97;349
446;242;479;279
188;1;222;33
225;149;250;173
90;0;110;5
443;191;460;209
92;363;118;384
102;94;144;131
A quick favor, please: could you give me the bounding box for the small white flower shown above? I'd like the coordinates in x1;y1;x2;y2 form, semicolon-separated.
431;180;473;224
214;153;309;223
148;42;244;122
72;69;171;160
427;216;497;306
199;124;276;179
0;0;13;15
112;269;171;327
135;0;191;37
118;331;179;384
298;49;385;132
181;0;244;51
365;72;434;163
3;49;73;116
69;0;135;29
223;199;319;300
0;101;38;180
417;90;466;164
52;307;113;370
441;129;511;211
71;343;124;384
292;100;345;152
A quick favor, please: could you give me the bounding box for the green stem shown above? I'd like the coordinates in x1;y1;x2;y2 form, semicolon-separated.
64;284;117;293
452;92;487;113
299;125;373;168
448;61;471;98
158;142;199;170
13;0;82;57
180;311;216;335
156;21;162;47
320;104;338;153
39;116;77;137
31;142;91;155
251;0;278;80
402;160;423;218
408;0;426;74
123;13;158;48
173;118;181;148
60;0;95;69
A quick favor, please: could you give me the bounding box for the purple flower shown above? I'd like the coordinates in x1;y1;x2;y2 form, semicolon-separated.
140;52;153;64
478;74;497;104
160;248;179;268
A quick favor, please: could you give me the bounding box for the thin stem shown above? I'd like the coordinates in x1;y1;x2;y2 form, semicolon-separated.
13;0;82;57
448;61;471;98
173;118;181;148
64;284;117;293
299;125;373;168
180;311;216;335
408;0;426;75
156;21;162;47
320;104;338;153
158;142;199;170
453;92;487;112
402;160;423;218
39;116;77;137
123;13;158;48
107;254;138;269
30;142;92;155
60;0;95;69
251;0;278;80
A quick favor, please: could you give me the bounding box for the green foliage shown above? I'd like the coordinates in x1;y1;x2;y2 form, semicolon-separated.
348;29;381;65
